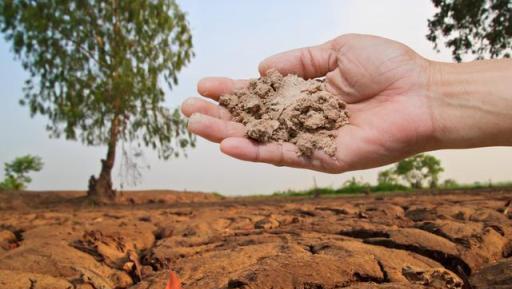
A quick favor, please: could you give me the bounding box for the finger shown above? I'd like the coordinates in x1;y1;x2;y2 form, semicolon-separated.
188;113;245;143
220;137;306;169
219;137;343;173
258;40;339;79
197;78;249;101
181;97;232;120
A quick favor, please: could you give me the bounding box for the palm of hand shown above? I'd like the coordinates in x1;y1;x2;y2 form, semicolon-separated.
182;34;435;173
325;35;435;172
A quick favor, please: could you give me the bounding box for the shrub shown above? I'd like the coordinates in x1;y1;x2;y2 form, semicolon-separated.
0;155;43;190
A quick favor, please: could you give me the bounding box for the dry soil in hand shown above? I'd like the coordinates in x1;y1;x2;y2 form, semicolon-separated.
219;70;349;157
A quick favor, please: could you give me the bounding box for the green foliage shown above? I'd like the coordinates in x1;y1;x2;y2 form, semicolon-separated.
273;177;408;197
272;152;510;198
0;155;43;190
376;168;410;191
0;176;21;190
377;168;399;185
439;180;512;190
339;177;371;194
393;154;444;189
372;182;409;193
0;0;195;159
427;0;512;61
377;154;444;189
274;154;444;197
441;178;459;189
271;179;512;198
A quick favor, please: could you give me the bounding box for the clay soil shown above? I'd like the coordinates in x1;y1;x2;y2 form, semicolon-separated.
1;190;512;289
219;70;349;157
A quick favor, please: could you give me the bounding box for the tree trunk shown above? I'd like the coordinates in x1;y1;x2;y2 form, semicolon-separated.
87;116;120;204
87;0;123;204
413;180;422;190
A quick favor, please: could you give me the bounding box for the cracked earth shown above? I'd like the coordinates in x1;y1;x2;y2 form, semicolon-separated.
1;190;511;289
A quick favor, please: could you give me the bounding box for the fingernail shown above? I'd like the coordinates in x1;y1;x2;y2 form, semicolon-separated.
189;113;204;124
183;97;199;106
197;78;209;96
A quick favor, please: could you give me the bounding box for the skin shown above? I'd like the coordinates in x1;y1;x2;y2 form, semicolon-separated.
181;34;512;173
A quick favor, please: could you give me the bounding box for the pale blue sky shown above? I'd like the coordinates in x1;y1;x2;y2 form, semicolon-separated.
1;0;511;195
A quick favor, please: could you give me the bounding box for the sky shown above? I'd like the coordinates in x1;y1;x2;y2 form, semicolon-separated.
1;0;511;195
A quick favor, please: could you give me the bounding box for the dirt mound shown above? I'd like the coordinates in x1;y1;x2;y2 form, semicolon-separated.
0;190;222;210
219;69;349;156
0;191;511;289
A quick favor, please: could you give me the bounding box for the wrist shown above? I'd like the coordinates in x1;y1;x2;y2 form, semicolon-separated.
428;59;512;149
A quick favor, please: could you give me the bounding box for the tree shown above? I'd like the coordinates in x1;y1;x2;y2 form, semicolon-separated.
341;177;371;195
0;155;44;190
427;0;512;62
377;168;399;186
394;154;444;189
376;154;444;189
0;0;195;203
441;178;459;189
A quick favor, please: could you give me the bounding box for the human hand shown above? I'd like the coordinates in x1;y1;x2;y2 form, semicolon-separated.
181;34;439;173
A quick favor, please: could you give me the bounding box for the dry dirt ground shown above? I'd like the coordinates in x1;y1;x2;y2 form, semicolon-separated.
0;190;511;289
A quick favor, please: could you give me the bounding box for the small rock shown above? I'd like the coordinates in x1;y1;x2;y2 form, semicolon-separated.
254;216;279;230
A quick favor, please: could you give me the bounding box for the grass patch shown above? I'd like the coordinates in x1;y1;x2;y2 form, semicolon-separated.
273;180;512;198
439;180;512;190
273;183;408;197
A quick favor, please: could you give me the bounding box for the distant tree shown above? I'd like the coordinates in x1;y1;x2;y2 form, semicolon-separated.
441;178;459;189
0;155;43;190
341;177;371;195
427;0;512;61
377;168;399;186
395;154;444;189
0;0;195;203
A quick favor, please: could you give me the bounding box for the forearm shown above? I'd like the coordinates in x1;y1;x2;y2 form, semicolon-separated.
429;59;512;149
